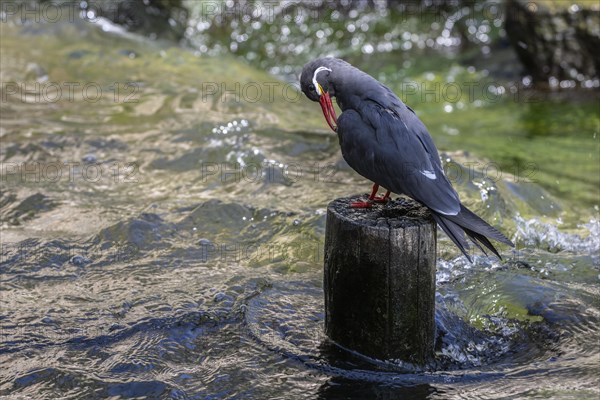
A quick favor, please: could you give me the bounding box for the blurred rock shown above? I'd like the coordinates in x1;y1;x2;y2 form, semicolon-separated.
505;0;600;85
85;0;188;41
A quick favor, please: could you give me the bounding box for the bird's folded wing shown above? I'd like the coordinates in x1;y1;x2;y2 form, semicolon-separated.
338;102;461;216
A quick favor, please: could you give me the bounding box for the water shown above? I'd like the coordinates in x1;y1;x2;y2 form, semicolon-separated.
1;4;599;399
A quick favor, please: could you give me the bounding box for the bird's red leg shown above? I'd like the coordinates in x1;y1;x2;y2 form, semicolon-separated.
350;183;380;208
367;183;379;201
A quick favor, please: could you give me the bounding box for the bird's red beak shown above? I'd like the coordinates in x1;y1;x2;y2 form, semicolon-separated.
319;92;338;132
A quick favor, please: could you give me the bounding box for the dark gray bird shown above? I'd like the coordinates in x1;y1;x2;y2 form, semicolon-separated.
300;57;514;262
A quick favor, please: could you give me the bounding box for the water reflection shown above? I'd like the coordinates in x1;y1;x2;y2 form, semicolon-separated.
318;379;439;400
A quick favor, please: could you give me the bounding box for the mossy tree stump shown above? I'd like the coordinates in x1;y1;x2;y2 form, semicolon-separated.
324;195;437;364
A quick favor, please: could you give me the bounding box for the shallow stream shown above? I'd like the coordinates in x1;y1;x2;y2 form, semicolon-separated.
1;4;598;399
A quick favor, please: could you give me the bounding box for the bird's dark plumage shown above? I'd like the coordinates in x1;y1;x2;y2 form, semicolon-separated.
300;57;514;261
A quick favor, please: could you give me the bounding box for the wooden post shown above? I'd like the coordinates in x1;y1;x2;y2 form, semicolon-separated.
324;195;437;364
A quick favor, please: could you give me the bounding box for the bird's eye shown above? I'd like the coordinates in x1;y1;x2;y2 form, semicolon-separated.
308;84;315;92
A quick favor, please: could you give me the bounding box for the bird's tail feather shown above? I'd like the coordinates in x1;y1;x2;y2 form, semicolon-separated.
431;213;473;262
448;205;514;246
464;228;501;259
432;204;514;262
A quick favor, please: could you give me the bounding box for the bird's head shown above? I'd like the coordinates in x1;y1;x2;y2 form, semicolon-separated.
300;58;339;131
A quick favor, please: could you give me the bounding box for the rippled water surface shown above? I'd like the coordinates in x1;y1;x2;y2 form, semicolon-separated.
1;5;599;400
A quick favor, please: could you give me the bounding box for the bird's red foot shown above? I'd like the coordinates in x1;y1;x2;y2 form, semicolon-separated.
350;185;390;208
372;190;391;203
350;201;373;208
372;196;389;203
